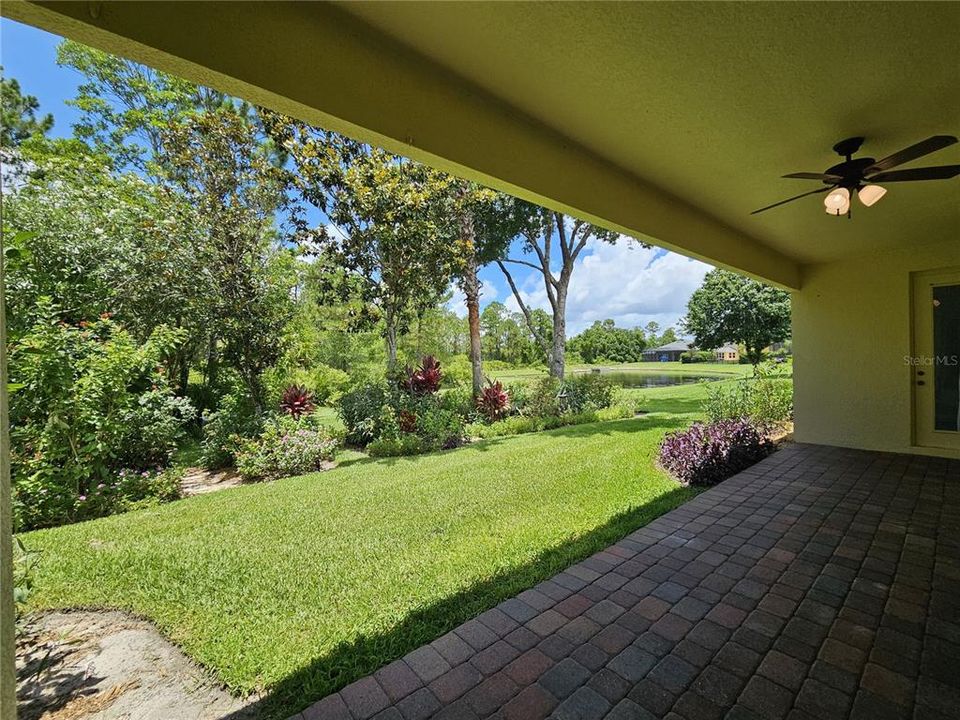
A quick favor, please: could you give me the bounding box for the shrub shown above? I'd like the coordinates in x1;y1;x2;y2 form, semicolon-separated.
415;405;466;450
526;376;563;417
14;465;183;531
235;415;338;482
658;419;774;486
401;355;443;395
367;434;425;458
200;389;262;469
338;382;390;446
441;355;472;388
466;404;633;439
505;382;530;415
476;380;510;422
116;389;197;469
702;363;793;431
265;363;350;407
680;350;715;364
9;302;194;530
279;384;316;419
562;374;618;413
440;385;478;423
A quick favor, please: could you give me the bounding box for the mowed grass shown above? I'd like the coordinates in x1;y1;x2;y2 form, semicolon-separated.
494;361;750;385
21;411;702;717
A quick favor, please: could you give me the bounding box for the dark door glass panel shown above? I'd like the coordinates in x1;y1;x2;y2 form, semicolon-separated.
933;283;960;432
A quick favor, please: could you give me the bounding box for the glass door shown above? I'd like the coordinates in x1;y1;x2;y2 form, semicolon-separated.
913;269;960;451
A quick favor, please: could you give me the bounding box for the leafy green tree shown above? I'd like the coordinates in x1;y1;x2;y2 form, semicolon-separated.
0;68;53;147
3;139;207;344
266;118;460;368
59;41;297;408
643;321;661;346
682;269;791;366
161;105;296;409
567;320;646;363
479;301;543;366
399;303;468;363
56;41;195;174
658;327;679;346
451;187;527;394
496;205;621;378
9;299;194;530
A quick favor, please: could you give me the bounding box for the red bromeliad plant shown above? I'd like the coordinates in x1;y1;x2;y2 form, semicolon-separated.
477;379;510;422
279;384;316;419
402;355;443;395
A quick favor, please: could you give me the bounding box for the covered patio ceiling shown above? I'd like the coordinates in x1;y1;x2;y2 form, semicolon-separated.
3;2;959;289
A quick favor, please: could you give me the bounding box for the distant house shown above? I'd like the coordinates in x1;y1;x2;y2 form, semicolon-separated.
714;343;739;363
642;341;691;362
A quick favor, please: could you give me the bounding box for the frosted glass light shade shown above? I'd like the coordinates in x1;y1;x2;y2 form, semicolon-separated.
824;196;850;215
824;187;850;211
858;184;887;207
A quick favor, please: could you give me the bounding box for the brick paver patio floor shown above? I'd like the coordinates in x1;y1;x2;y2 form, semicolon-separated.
296;444;960;720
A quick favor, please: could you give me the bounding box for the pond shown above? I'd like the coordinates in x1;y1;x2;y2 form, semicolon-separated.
571;369;726;388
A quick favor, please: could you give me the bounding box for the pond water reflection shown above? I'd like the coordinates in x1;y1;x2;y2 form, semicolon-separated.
571;370;726;389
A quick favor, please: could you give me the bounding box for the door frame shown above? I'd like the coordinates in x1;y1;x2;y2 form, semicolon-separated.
911;266;960;451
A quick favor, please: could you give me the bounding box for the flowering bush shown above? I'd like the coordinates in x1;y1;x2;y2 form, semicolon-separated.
476;380;510;422
658;419;773;486
9;302;194;530
13;466;182;530
235;416;338;482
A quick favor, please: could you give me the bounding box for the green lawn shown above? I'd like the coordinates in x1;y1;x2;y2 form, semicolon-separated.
19;376;737;717
494;360;750;384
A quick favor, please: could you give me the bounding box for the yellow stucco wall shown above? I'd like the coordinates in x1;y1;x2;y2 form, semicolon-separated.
793;238;960;456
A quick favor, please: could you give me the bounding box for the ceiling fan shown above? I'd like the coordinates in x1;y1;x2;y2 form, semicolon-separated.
752;135;960;218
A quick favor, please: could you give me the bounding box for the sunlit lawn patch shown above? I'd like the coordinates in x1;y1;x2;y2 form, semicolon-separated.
22;411;701;718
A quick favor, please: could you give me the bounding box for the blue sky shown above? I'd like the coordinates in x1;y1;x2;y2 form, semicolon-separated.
1;18;712;335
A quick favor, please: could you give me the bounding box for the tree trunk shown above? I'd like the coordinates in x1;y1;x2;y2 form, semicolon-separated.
550;292;567;379
462;265;484;399
384;310;398;369
205;335;219;391
177;352;190;395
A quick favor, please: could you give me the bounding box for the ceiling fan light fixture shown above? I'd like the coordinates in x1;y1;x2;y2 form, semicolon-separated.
858;184;887;207
823;187;850;212
824;201;849;216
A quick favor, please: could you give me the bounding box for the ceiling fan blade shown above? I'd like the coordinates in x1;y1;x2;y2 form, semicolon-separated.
751;186;833;215
864;135;958;175
868;165;960;182
782;172;843;181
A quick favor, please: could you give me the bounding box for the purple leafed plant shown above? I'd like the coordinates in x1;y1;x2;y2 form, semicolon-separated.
279;384;316;419
658;418;773;486
402;355;443;395
476;380;510;422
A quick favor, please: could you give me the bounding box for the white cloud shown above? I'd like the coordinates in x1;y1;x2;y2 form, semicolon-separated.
446;278;499;318
502;238;712;334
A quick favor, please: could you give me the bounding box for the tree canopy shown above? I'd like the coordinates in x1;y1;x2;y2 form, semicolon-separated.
0;67;54;147
567;320;647;364
682;269;791;365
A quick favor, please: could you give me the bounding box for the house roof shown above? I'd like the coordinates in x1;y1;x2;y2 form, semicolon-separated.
645;341;692;353
715;344;739;353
